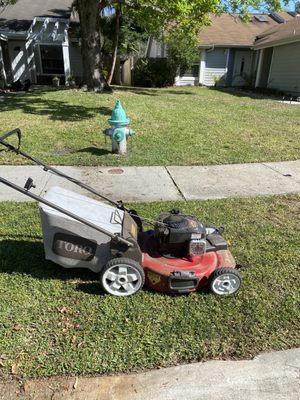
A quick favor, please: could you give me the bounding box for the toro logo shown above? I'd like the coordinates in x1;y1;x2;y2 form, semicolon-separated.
52;233;97;261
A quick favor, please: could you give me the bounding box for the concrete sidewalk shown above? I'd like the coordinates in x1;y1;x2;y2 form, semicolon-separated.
0;160;299;202
1;348;299;400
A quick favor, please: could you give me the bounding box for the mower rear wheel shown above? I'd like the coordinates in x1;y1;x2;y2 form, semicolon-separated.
100;258;145;297
210;268;242;296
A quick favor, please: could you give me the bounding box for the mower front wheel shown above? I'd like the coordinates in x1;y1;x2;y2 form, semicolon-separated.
210;268;242;296
100;258;145;297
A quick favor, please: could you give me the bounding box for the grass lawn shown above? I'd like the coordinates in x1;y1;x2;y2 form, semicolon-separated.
0;194;299;379
0;86;300;166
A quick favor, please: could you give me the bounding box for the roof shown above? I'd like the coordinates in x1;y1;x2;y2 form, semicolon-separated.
198;12;295;47
254;16;300;48
0;0;74;32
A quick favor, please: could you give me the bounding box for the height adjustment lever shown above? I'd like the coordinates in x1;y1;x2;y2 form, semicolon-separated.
24;177;36;191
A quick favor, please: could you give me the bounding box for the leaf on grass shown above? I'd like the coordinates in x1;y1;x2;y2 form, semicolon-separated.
13;324;23;331
59;307;68;314
11;364;19;375
73;377;78;390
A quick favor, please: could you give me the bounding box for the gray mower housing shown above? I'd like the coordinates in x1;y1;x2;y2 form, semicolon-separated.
39;186;126;273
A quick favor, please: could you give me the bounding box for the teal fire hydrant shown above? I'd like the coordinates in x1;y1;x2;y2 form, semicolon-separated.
104;100;135;155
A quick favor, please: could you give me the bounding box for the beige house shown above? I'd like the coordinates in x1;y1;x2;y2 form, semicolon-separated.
147;12;296;88
254;16;300;95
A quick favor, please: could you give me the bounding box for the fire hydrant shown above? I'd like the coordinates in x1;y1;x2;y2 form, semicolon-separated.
104;100;135;155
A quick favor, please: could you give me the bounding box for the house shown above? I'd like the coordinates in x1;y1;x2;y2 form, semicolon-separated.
0;0;82;86
147;12;295;87
254;16;300;95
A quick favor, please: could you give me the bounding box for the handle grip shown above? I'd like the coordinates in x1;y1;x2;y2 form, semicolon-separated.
0;128;22;150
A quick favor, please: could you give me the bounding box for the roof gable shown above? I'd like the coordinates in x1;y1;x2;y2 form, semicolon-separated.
0;0;74;31
254;16;300;48
198;12;295;47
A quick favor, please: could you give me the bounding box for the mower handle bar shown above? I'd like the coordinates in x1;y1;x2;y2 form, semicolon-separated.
0;128;123;208
0;128;22;150
0;128;166;228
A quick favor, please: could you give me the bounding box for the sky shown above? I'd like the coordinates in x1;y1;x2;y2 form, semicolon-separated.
103;1;298;16
283;0;297;10
253;0;297;12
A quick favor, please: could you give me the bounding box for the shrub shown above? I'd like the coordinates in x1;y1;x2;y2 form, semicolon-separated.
133;58;177;87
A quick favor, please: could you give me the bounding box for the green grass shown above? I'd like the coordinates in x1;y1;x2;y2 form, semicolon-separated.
0;86;300;166
0;194;299;379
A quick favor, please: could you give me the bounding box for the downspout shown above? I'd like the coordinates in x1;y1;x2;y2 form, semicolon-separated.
206;44;215;53
225;48;230;84
255;49;264;88
199;48;206;85
145;37;152;57
266;47;275;88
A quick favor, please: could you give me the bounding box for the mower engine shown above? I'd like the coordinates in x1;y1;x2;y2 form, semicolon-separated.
141;208;240;295
154;209;207;258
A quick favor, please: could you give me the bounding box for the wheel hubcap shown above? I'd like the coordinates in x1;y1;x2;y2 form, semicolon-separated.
102;264;142;296
212;273;240;295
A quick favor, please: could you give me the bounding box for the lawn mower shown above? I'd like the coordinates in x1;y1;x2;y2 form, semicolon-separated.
0;129;242;297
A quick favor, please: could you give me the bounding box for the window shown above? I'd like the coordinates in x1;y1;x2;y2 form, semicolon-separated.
40;45;64;75
255;15;268;22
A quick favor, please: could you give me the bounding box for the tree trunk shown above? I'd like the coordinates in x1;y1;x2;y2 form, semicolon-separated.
77;0;109;92
107;6;121;85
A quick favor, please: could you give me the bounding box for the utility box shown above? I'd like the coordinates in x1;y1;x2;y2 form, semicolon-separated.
39;187;125;273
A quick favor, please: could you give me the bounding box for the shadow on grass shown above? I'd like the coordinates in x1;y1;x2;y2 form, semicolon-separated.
0;239;214;297
1;91;112;121
113;85;196;96
114;86;158;96
209;87;282;101
76;147;111;156
76;281;105;296
0;239;97;282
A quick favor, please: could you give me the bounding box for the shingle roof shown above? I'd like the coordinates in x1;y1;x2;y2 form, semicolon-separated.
0;0;74;31
254;16;300;48
198;12;295;47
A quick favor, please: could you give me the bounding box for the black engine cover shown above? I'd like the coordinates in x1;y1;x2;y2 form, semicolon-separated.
155;209;206;257
162;214;205;243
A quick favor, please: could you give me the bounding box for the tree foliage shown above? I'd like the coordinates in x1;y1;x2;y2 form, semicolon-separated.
166;31;199;76
101;13;148;57
123;0;286;38
102;0;288;79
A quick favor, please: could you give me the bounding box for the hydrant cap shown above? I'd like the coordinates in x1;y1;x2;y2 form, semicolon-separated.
109;100;130;126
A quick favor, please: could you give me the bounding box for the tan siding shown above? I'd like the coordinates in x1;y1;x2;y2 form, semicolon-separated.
268;42;300;95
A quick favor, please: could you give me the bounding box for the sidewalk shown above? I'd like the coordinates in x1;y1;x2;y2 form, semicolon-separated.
1;348;299;400
0;160;299;202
